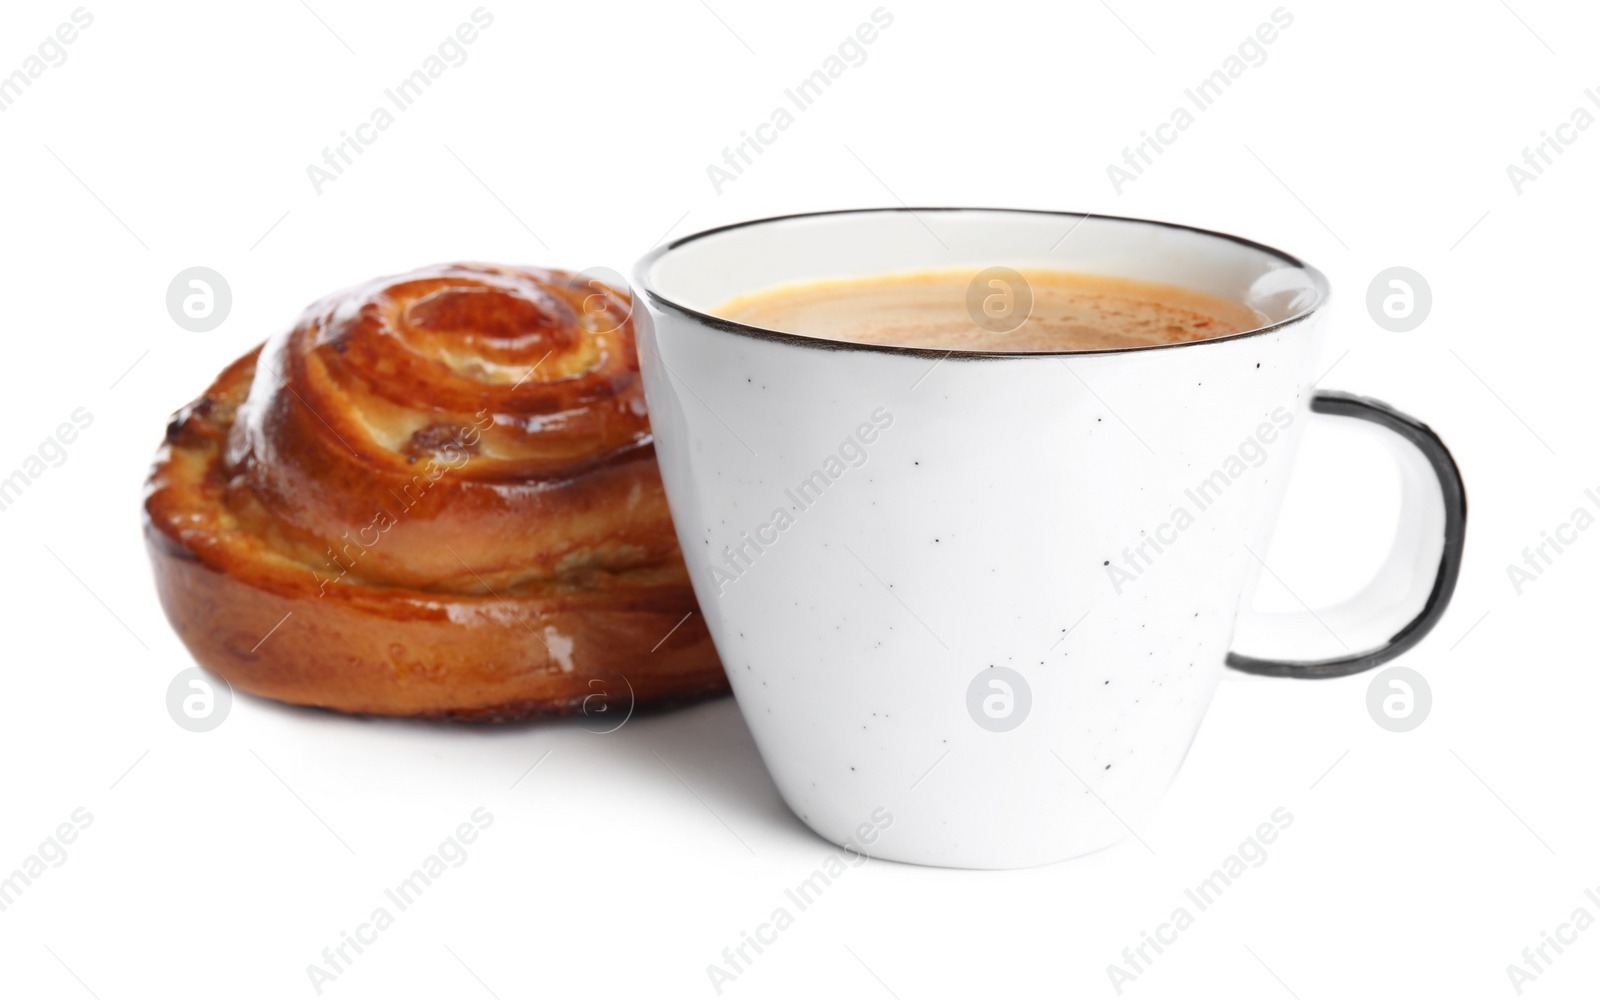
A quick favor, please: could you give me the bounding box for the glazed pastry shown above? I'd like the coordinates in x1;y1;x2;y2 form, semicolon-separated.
144;263;726;720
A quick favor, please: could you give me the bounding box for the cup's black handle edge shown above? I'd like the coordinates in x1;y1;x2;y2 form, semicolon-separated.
1225;390;1468;680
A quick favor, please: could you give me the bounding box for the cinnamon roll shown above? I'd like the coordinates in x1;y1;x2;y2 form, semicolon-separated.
144;263;726;720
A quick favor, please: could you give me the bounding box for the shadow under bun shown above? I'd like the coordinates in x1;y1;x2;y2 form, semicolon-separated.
145;263;726;721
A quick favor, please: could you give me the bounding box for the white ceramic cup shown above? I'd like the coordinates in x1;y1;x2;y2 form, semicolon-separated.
633;208;1465;869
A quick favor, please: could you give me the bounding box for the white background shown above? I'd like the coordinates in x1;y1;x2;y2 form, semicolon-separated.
1;0;1597;997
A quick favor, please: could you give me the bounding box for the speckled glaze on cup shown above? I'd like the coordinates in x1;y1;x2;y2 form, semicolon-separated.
634;209;1464;869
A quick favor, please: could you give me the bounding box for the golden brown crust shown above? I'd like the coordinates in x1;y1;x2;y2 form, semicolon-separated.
144;264;726;720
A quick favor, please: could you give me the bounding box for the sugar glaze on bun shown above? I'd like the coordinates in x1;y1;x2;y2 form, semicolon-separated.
144;263;726;720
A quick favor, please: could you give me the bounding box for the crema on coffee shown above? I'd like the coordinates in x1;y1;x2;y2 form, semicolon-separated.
712;268;1263;352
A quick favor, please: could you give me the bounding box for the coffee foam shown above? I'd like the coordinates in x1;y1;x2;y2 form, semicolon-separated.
712;268;1264;352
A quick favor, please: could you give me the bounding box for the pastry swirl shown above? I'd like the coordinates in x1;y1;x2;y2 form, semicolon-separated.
145;263;725;720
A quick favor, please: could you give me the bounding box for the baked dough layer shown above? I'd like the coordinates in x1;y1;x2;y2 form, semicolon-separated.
144;264;726;720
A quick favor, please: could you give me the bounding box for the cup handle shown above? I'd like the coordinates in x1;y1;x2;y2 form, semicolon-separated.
1226;390;1467;679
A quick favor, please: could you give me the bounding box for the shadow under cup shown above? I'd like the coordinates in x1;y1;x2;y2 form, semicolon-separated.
633;209;1340;868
